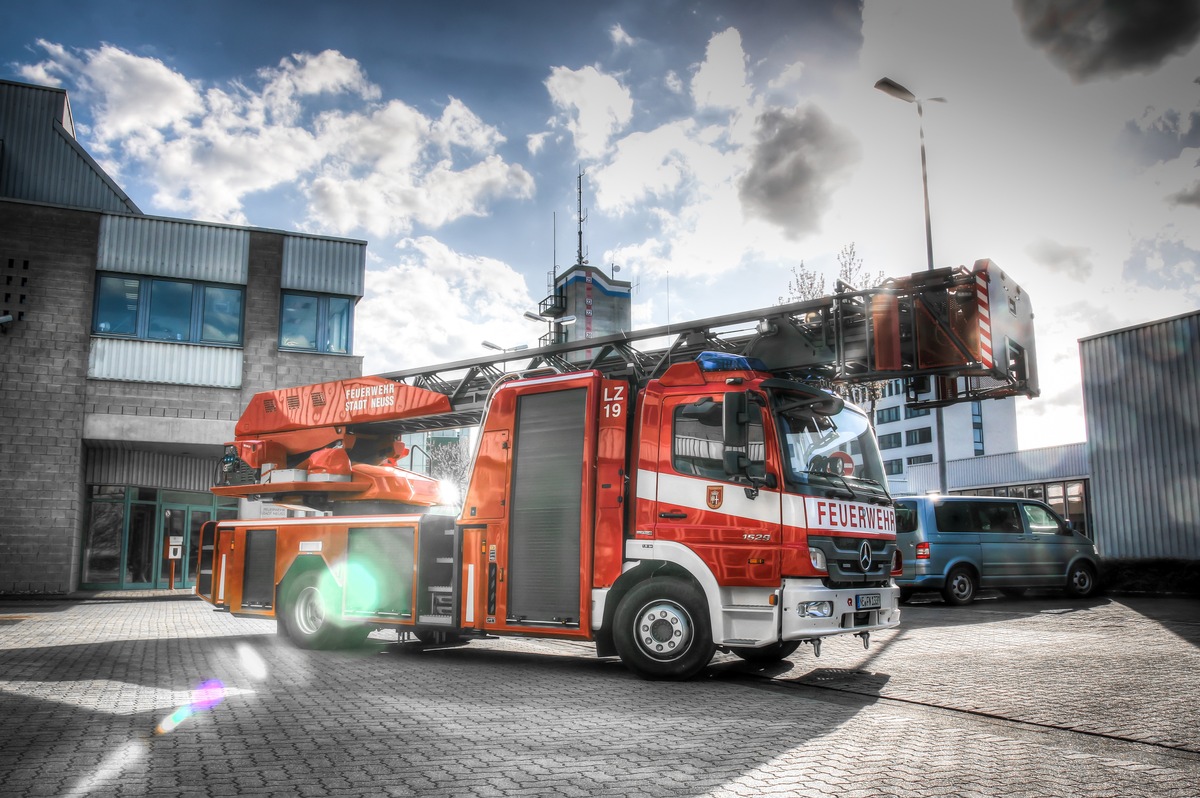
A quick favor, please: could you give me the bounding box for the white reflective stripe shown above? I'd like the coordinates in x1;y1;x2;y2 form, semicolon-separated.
636;468;657;500
465;564;476;623
656;472;780;524
782;493;807;528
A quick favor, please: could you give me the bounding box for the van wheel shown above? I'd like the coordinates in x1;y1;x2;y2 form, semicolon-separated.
1066;562;1098;598
614;578;713;680
731;641;800;663
277;571;345;650
942;567;977;606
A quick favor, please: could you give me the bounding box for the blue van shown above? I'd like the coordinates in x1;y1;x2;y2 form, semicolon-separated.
894;495;1100;605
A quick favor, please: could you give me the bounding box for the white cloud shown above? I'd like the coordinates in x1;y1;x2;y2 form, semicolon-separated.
610;24;635;48
355;237;540;373
691;28;753;112
768;62;805;92
18;42;533;234
527;131;550;154
544;65;633;160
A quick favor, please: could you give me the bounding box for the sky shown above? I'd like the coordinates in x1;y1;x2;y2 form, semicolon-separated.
3;0;1198;449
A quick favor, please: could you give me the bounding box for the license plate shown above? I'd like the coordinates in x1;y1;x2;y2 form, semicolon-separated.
855;593;881;610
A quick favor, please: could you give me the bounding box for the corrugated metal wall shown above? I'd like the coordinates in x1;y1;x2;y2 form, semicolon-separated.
282;235;366;296
905;442;1088;495
88;338;242;388
85;447;216;493
0;81;139;213
1082;311;1200;560
97;215;250;283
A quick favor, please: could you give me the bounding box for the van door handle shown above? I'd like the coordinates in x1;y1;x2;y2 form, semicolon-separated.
659;511;688;520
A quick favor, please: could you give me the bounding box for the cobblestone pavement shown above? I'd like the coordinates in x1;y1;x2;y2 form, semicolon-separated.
0;589;1196;797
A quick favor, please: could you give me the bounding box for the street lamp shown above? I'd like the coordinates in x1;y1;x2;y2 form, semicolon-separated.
481;341;529;353
875;76;949;494
524;311;577;347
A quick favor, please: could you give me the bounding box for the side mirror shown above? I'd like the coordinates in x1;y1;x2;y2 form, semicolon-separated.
723;450;749;476
723;391;748;448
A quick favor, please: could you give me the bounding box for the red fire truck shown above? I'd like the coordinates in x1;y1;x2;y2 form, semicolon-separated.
196;260;1037;679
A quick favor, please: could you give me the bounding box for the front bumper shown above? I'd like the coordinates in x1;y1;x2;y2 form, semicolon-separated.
780;578;901;640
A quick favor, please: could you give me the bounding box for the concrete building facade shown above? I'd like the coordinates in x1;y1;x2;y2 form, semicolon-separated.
0;79;365;594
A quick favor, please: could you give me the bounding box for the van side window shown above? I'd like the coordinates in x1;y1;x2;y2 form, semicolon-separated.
934;501;1022;533
895;500;918;533
1021;503;1063;534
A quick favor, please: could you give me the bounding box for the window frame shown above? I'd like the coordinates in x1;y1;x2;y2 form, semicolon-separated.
878;432;902;450
92;273;245;347
278;290;355;354
906;426;933;446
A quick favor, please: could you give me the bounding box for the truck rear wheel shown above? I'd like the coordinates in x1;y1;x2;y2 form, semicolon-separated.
613;578;713;680
277;571;346;650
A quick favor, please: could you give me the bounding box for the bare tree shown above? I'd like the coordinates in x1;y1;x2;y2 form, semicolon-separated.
779;243;889;416
834;243;886;291
780;243;887;304
779;259;826;303
427;436;473;504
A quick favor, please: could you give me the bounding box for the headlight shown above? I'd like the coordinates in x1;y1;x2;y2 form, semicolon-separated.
798;601;833;618
809;549;827;571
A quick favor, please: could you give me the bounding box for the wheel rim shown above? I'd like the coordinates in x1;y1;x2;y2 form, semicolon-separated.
949;573;973;601
294;585;327;636
634;600;693;661
1071;568;1092;593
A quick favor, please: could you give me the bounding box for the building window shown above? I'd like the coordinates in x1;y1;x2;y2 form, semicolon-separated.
884;458;903;475
878;432;902;450
972;401;985;456
905;406;930;419
280;292;352;353
93;274;244;345
906;427;932;446
876;406;901;425
907;454;933;465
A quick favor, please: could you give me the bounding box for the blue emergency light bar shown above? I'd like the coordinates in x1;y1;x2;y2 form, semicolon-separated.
695;351;769;373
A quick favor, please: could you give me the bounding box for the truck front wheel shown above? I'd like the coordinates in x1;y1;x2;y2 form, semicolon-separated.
277;571;346;650
613;578;714;680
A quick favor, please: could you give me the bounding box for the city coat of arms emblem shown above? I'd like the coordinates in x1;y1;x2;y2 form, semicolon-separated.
706;485;723;510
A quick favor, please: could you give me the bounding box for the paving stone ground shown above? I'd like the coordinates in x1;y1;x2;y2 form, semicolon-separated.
0;589;1196;797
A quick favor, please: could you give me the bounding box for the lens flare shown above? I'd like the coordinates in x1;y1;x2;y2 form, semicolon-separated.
155;678;226;735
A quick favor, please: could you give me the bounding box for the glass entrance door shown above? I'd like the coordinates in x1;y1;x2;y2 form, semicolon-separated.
186;508;212;588
158;505;188;589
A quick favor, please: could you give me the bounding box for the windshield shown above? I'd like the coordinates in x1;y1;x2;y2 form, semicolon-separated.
771;392;889;499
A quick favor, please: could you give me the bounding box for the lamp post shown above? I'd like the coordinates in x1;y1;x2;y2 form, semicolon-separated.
480;341;529;353
875;76;949;494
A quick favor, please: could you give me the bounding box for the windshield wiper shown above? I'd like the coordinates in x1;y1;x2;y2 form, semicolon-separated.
793;470;857;500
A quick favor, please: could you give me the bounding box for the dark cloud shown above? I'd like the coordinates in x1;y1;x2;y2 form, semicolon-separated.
738;105;859;239
1014;0;1200;81
1027;238;1094;279
1168;181;1200;208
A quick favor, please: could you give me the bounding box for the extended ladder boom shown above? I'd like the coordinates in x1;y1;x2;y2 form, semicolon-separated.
377;258;1036;430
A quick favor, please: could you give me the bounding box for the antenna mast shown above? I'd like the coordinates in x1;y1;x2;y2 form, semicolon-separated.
577;168;587;267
